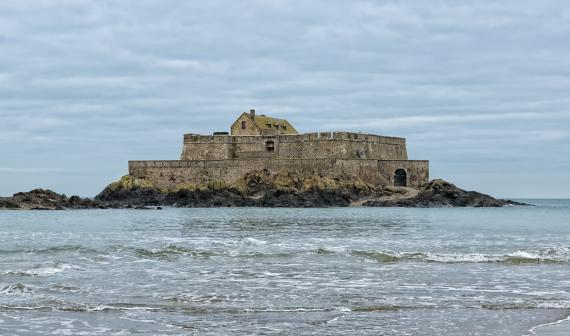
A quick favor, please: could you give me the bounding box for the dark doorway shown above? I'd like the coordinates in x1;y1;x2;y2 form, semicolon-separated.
394;169;407;187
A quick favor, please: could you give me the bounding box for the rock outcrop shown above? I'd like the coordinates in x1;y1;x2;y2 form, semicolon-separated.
95;171;385;208
1;174;525;210
362;179;525;207
94;172;525;208
0;189;105;210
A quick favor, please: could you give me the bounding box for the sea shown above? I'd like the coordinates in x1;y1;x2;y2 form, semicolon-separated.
1;200;569;335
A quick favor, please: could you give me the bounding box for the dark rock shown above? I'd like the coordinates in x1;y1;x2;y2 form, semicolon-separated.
0;189;105;210
363;179;528;208
1;175;527;210
95;172;372;208
94;173;526;208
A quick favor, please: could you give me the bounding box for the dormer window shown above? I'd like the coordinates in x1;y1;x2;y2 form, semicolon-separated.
241;121;247;129
281;125;287;130
273;125;279;129
265;123;272;128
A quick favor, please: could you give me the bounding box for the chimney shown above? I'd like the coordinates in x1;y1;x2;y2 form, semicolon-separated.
249;109;256;118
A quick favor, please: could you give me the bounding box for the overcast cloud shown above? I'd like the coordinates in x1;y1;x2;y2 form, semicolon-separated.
1;0;569;198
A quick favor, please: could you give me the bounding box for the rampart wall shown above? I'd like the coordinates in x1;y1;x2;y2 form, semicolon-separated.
128;158;429;191
180;132;408;161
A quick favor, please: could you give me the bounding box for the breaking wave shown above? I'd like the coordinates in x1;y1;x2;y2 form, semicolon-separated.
0;283;36;295
134;244;216;259
0;245;99;255
3;263;79;277
350;248;570;264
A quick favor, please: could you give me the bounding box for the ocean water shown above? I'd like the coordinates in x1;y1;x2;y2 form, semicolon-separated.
1;201;570;335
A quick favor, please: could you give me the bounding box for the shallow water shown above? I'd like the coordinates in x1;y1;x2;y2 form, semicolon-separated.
1;201;570;335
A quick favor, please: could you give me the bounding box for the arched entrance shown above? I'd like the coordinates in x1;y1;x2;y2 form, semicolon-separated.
394;169;407;187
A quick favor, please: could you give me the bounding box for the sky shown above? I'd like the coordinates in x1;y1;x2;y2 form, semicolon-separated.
1;0;569;198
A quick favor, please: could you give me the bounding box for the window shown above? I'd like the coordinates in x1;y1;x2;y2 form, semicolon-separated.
281;125;287;130
265;123;272;128
266;141;275;152
241;121;247;129
273;125;279;129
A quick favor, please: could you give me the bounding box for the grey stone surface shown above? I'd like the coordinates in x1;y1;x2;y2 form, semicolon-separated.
128;115;429;191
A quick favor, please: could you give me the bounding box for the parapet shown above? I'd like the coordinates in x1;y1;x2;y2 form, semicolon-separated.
180;131;408;161
183;131;406;145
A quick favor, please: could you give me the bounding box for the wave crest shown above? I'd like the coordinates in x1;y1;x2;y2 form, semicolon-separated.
3;263;78;277
351;249;570;264
135;244;215;260
0;283;36;295
0;245;99;255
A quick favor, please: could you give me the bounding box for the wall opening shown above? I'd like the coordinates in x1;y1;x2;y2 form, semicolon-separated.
394;169;407;187
266;141;275;152
241;121;247;129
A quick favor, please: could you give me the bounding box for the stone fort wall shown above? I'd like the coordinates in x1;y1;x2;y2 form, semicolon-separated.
180;132;408;161
128;158;429;191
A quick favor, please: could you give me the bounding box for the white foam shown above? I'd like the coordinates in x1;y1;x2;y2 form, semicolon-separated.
325;315;344;324
242;237;267;246
87;305;161;312
27;264;75;276
425;253;496;263
334;306;351;312
322;246;348;253
7;264;79;276
403;249;567;263
525;315;570;335
0;283;36;295
509;251;541;259
536;302;570;309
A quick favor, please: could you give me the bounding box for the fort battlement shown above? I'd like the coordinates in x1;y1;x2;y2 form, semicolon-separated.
183;132;406;144
128;111;429;190
180;131;409;161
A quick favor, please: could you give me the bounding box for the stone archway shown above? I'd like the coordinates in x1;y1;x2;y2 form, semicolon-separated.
394;169;407;187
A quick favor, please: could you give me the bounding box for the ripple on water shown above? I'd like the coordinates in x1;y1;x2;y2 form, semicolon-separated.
1;205;570;335
0;283;36;295
2;263;80;277
350;248;570;264
133;244;216;260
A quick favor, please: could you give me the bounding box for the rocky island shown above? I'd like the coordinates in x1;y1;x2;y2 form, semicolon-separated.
0;189;103;210
95;172;523;208
0;110;526;210
0;174;523;210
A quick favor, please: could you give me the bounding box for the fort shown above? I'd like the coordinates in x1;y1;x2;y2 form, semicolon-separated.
128;109;429;190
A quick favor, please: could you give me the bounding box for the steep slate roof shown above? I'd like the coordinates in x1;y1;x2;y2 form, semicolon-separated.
251;114;298;134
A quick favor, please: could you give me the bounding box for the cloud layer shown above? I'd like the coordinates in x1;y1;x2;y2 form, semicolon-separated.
1;0;569;197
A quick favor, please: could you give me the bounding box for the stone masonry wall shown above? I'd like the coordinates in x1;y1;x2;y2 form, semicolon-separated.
230;113;259;136
180;132;408;161
128;159;429;191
